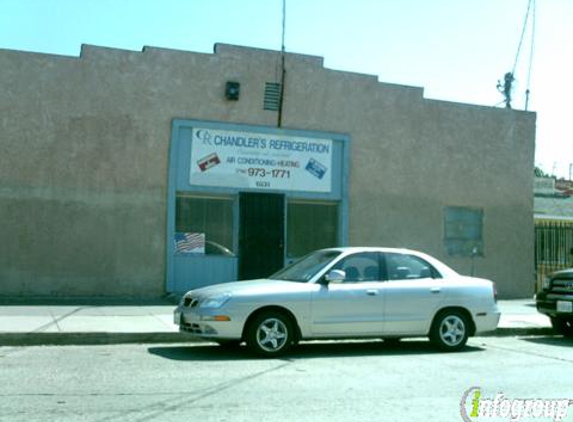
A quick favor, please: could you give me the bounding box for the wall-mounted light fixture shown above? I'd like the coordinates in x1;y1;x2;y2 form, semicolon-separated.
225;81;240;101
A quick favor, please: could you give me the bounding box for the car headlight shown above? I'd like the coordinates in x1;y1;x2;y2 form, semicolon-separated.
199;293;231;309
542;277;551;290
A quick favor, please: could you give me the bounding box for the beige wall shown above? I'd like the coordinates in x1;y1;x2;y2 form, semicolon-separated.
0;43;535;297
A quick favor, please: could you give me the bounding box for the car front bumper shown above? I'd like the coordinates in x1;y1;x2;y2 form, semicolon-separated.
173;306;245;340
536;289;573;317
537;299;573;318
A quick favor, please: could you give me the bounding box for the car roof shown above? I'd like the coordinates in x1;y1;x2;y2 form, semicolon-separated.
322;246;423;254
319;247;459;277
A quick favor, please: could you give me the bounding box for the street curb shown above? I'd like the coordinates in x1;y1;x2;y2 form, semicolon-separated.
0;327;557;346
482;327;555;337
0;332;195;347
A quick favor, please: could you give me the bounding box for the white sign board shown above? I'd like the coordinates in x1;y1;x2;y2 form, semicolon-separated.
189;128;332;193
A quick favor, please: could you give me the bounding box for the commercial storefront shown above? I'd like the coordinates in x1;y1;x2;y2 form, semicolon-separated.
166;120;350;292
0;43;536;298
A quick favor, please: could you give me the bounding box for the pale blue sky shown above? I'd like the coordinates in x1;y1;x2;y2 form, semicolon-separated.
1;0;571;178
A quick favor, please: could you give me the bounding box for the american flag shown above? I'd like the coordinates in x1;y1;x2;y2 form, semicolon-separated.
175;232;205;254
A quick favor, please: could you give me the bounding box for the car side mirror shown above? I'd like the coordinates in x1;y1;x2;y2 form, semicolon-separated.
324;269;346;284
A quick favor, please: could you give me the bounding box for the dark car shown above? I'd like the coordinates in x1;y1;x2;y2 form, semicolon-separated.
536;268;573;337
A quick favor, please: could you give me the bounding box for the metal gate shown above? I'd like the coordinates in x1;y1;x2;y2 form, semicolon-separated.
535;220;573;291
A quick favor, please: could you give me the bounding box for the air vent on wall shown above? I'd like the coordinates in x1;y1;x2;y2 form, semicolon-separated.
263;82;281;111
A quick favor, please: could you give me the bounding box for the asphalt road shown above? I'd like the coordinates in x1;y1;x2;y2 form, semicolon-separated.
1;337;572;422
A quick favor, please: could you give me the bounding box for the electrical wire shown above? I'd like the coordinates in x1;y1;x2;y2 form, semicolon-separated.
513;0;534;75
274;0;287;85
525;0;536;110
281;0;286;53
277;0;287;127
511;0;536;110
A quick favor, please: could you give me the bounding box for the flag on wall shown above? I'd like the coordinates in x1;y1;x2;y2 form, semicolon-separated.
175;232;205;254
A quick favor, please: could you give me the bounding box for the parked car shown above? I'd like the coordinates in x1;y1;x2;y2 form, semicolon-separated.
174;247;500;356
536;268;573;337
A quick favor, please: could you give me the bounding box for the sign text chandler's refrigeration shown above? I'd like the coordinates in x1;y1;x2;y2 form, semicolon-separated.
190;128;333;193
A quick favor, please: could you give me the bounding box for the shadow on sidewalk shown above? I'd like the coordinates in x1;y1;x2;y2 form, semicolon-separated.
520;336;573;347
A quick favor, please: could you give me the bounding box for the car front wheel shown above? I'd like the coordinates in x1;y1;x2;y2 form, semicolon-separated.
246;311;294;357
430;311;469;351
550;317;573;338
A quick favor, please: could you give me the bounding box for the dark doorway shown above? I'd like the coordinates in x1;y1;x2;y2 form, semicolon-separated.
239;193;285;280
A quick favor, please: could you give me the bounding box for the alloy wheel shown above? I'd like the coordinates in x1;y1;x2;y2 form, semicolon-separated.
246;312;295;357
256;317;288;352
439;315;466;347
430;311;470;351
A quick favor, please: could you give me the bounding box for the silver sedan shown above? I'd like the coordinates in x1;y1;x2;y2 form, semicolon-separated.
174;247;500;356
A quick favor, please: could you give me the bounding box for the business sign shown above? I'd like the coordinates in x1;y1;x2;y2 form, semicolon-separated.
189;128;332;193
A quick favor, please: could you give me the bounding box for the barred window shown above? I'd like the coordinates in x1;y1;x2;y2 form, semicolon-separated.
176;194;235;256
287;200;338;258
444;207;484;257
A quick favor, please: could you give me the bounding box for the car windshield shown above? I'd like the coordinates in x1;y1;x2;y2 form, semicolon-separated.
270;250;341;282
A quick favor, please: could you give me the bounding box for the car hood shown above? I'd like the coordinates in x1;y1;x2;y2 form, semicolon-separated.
183;279;310;298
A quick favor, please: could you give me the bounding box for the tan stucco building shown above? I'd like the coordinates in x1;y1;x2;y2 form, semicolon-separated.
0;43;536;298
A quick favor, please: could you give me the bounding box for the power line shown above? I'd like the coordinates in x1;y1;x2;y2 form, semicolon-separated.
277;0;286;128
525;0;536;111
497;0;536;110
513;0;534;75
281;0;286;54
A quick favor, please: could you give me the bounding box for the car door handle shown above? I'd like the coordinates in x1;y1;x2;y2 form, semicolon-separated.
430;287;441;294
366;289;379;296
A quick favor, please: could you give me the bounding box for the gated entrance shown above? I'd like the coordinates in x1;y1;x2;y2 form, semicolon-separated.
535;220;573;291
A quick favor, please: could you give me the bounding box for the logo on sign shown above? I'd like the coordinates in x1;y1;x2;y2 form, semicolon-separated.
197;153;221;172
195;129;212;145
305;158;328;179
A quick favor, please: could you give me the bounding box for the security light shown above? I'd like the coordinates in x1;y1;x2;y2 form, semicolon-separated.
225;81;240;101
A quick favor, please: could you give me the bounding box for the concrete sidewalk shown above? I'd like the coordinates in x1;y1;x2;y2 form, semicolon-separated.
0;299;555;346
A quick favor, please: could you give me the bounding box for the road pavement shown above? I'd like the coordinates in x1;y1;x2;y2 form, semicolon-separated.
1;336;572;422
